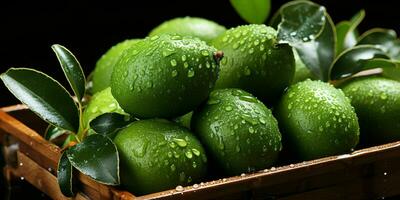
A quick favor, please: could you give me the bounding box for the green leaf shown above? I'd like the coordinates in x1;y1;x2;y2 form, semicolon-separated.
293;13;336;81
67;134;120;185
336;10;365;54
276;1;326;45
230;0;271;24
0;68;79;132
45;125;67;141
272;1;335;81
330;45;391;80
57;152;74;197
358;28;400;60
52;44;86;102
89;113;132;138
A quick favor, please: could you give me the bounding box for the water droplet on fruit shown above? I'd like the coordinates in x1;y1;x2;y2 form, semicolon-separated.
150;35;159;40
192;148;200;156
171;70;178;77
248;127;255;133
187;69;195;77
184;62;189;68
249;48;254;54
173;138;187;147
235;145;241;152
170;59;177;66
169;142;176;148
185;151;193;159
201;50;209;57
225;106;233;111
380;93;388;100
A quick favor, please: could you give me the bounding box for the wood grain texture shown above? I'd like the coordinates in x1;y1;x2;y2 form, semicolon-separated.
2;105;400;199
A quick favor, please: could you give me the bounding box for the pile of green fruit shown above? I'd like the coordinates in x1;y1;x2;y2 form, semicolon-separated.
2;0;400;197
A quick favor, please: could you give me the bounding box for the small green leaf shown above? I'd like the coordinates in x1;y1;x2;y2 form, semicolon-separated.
67;134;120;185
0;68;79;132
230;0;271;24
271;1;335;81
89;113;132;138
293;13;336;81
45;125;67;141
57;152;74;197
276;1;326;45
52;44;86;101
336;10;365;54
358;28;400;60
330;45;391;80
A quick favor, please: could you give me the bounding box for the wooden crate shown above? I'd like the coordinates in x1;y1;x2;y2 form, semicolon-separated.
1;104;400;200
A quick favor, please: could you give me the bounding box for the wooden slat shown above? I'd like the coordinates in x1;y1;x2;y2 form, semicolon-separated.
0;108;135;200
0;110;61;168
2;105;400;200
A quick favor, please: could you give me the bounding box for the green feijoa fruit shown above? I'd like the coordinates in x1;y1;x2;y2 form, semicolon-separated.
192;88;282;175
292;50;316;84
212;24;295;105
149;17;226;43
111;34;220;119
276;79;359;160
113;119;207;195
82;87;127;131
92;39;141;93
173;111;193;129
341;76;400;144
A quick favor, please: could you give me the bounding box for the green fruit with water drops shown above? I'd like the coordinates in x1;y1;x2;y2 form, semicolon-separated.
292;49;316;84
174;111;193;129
111;34;221;119
92;39;141;93
276;80;359;160
149;17;226;43
341;76;400;144
192;88;282;175
113;119;207;195
212;24;295;105
82;87;127;131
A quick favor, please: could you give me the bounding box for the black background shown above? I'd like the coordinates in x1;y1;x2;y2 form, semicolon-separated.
1;0;399;106
0;0;399;198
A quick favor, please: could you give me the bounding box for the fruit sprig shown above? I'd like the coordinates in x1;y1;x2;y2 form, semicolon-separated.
0;45;126;197
269;0;400;83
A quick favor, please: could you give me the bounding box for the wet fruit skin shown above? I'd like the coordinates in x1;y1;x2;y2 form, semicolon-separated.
111;34;220;119
292;49;316;84
149;17;226;43
341;76;400;144
192;88;282;175
113;119;207;195
276;79;359;160
82;87;127;131
212;24;295;105
92;39;141;94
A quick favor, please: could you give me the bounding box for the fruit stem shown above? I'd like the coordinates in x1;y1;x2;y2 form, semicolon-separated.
213;51;224;62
